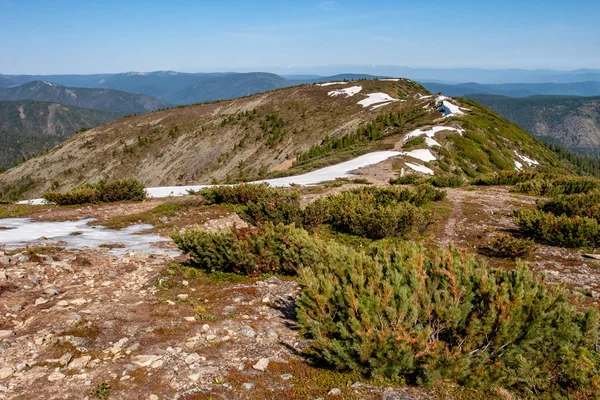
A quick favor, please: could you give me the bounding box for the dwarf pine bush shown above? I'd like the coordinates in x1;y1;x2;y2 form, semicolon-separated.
513;209;600;248
512;176;600;196
471;170;547;186
198;183;303;226
538;189;600;219
301;185;443;239
42;178;146;205
296;242;599;397
486;232;534;259
171;222;326;275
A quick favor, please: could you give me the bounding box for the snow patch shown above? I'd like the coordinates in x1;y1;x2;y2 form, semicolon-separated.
402;149;436;162
0;218;177;257
380;78;400;81
514;160;523;170
328;85;362;97
425;137;441;147
515;152;539;166
371;101;394;110
42;81;58;87
405;162;434;175
418;94;433;99
317;81;349;87
406;126;463;139
438;101;465;118
357;92;399;108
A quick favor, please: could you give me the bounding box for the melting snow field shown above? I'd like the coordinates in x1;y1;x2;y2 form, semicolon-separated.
328;86;362;97
18;151;407;202
406;126;463;139
357;93;399;108
317;82;349;87
439;101;465;118
140;151;404;197
515;152;539;166
0;218;178;257
402;148;436;162
405;162;434;175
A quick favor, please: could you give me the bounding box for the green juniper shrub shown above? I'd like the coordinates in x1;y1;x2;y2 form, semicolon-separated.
296;242;600;397
389;174;427;185
94;178;146;202
197;183;303;226
537;189;600;219
171;222;326;276
197;183;276;204
426;174;465;188
243;193;303;226
471;170;546;186
512;176;600;196
42;178;146;205
302;198;331;232
482;232;534;259
513;209;600;248
42;185;100;205
300;185;444;239
391;174;464;188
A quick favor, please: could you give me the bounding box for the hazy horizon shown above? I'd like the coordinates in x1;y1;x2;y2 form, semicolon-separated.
1;0;599;75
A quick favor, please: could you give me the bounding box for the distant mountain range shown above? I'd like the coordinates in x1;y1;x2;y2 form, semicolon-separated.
0;81;168;114
2;71;600;105
0;72;386;105
469;95;600;157
420;81;600;98
0;100;120;170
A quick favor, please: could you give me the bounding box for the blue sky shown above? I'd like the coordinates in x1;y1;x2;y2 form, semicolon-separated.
1;0;599;74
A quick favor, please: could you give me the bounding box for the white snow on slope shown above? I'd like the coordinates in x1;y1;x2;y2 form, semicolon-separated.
328;86;362;97
317;82;349;87
0;218;177;256
143;151;404;197
425;137;441;147
514;160;523;170
418;94;433;99
439;100;465;118
405;162;434;175
371;101;394;110
357;93;399;107
380;78;400;81
402;148;436;162
515;152;539;166
406;126;463;139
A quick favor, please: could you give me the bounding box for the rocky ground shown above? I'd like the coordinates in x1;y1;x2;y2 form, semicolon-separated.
1;184;600;399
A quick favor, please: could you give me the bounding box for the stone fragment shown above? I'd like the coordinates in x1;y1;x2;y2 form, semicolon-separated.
0;367;14;380
240;325;256;338
68;356;92;370
0;330;15;340
252;358;269;372
131;355;161;367
47;371;65;382
328;388;342;396
242;382;255;389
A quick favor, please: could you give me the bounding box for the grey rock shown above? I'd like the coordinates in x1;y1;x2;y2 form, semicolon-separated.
68;355;92;370
252;358;269;372
47;371;65;382
28;275;40;285
0;330;15;340
0;367;14;380
240;325;256;338
131;354;161;367
328;388;342;396
265;276;283;285
184;353;201;365
265;328;279;339
281;373;293;380
242;382;255;390
0;270;7;281
107;270;117;278
382;390;420;400
44;285;60;296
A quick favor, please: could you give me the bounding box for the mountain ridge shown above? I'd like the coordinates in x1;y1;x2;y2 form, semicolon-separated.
0;79;574;201
0;81;169;114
